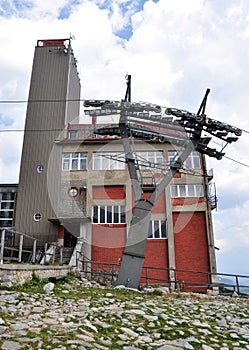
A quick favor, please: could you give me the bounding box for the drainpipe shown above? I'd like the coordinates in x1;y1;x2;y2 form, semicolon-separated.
201;154;218;287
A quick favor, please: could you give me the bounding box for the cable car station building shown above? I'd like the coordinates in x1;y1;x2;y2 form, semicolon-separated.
12;39;218;287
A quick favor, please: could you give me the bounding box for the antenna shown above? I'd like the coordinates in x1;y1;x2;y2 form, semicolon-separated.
124;74;131;102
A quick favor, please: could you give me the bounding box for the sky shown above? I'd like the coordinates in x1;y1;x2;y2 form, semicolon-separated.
0;0;249;277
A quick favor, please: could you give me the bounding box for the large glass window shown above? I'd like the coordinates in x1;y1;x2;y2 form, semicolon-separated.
168;151;201;169
92;151;164;170
62;152;87;171
92;153;126;170
148;220;167;239
136;151;164;168
92;205;126;224
170;184;204;197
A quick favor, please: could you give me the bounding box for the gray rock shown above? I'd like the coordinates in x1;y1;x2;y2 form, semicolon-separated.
120;327;139;337
158;346;182;350
2;341;22;350
10;323;28;330
129;309;146;315
202;345;214;350
43;282;55;293
136;326;146;333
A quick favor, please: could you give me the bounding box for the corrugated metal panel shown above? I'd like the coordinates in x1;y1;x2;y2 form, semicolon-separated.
15;43;80;245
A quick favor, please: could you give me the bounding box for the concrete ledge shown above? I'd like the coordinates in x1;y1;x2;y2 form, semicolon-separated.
0;264;74;288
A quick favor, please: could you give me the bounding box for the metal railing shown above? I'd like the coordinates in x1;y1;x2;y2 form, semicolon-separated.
0;229;71;265
0;228;38;263
76;253;249;296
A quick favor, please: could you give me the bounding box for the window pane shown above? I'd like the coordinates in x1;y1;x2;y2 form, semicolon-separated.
102;154;109;170
184;157;192;168
100;206;105;223
148;152;154;163
63;159;70;170
2;193;15;201
120;206;126;223
171;185;178;197
0;211;12;218
148;221;153;238
70;131;78;139
93;206;98;223
0;219;12;227
1;202;14;210
109;158;116;170
193;152;200;168
114;206;119;223
107;206;112;223
188;185;195;197
154;220;160;238
156;152;164;164
72;159;78;170
179;185;186;197
168;151;177;163
196;185;204;197
161;221;167;238
93;154;101;170
116;154;125;169
63;153;70;158
80;158;87;170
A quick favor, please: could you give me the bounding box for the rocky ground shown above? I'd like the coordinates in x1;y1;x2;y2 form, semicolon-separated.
0;274;248;350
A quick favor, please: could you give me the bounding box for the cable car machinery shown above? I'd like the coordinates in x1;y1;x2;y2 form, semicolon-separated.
84;76;242;289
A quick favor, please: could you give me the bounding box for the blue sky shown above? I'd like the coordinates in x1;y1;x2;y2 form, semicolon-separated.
0;0;249;276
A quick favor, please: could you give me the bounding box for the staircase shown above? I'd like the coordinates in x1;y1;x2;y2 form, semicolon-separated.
54;247;74;264
40;245;74;265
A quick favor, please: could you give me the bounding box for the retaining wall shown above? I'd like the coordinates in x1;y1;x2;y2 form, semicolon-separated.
0;264;74;288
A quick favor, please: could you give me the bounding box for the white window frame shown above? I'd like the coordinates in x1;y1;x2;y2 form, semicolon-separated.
62;152;87;171
168;151;201;169
148;220;167;239
92;152;126;170
92;205;126;224
170;184;204;198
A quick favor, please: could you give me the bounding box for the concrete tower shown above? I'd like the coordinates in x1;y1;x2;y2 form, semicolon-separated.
15;39;80;245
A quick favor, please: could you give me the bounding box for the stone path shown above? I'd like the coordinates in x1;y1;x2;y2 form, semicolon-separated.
0;277;248;349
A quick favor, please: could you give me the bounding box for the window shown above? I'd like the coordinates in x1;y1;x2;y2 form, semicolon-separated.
69;130;78;139
62;152;87;171
92;151;164;170
148;220;167;239
136;151;164;168
37;165;45;173
92;205;126;224
34;212;42;221
68;187;79;198
0;192;16;228
168;151;201;169
92;153;125;170
170;184;204;197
